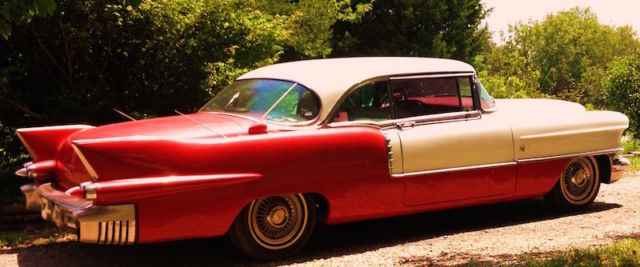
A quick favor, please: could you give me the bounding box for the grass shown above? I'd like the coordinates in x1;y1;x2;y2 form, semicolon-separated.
630;157;640;172
621;138;640;172
457;237;640;266
0;225;73;248
514;237;640;266
622;138;640;154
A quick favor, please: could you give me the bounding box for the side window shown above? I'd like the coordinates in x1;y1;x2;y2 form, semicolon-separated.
332;82;392;122
457;77;474;111
391;76;474;118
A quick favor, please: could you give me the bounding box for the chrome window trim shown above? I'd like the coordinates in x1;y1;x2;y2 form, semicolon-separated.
389;72;475;80
516;148;623;163
392;161;517;178
321;73;477;127
326;110;481;129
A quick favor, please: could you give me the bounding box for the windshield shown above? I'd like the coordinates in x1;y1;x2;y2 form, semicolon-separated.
200;79;320;123
477;81;496;110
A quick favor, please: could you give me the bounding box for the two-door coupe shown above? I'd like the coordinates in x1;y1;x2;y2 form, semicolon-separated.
15;57;630;258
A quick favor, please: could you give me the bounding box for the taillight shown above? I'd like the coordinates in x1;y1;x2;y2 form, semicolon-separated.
65;182;97;200
15;160;55;179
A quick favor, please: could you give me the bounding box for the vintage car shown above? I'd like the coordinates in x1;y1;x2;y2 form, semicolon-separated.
15;57;630;258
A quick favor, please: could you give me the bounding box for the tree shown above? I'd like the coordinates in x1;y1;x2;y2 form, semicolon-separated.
331;0;490;63
503;8;639;106
605;55;640;139
0;0;372;171
0;0;56;38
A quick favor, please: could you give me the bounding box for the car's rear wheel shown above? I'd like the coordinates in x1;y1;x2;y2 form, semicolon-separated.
546;156;600;208
229;193;316;259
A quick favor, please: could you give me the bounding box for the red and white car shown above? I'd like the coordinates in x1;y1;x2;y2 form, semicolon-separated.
15;57;630;258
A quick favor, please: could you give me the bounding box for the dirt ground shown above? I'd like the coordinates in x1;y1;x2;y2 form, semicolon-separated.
1;172;639;267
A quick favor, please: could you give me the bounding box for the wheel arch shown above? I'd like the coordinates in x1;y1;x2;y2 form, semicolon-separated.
305;192;329;225
594;154;613;184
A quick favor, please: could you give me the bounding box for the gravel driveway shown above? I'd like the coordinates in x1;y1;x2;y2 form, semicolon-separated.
1;172;639;266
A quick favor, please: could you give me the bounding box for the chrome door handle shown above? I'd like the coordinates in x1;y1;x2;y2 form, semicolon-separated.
395;121;415;129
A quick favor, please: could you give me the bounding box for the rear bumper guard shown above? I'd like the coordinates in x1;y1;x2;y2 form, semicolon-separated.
610;156;631;184
21;183;136;245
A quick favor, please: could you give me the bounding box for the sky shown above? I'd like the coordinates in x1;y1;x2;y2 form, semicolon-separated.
482;0;640;43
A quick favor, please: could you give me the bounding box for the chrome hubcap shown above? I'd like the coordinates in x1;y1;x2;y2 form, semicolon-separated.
248;194;307;249
562;158;595;202
268;206;289;226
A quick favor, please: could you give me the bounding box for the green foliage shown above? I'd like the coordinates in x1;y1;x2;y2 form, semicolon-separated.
482;8;640;106
331;0;490;63
0;0;56;38
474;53;546;99
0;0;374;175
605;55;640;139
629;157;640;172
622;138;640;154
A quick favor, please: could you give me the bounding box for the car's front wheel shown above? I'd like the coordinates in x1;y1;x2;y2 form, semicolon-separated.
546;156;600;209
229;193;316;259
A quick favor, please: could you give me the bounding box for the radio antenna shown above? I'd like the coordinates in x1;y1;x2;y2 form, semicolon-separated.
174;110;226;138
113;108;136;121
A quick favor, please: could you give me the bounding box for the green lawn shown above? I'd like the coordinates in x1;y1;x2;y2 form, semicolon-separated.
0;225;73;248
512;237;640;266
622;138;640;154
621;138;640;172
630;157;640;172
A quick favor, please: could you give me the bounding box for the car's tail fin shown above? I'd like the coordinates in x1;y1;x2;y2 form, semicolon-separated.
16;125;94;162
70;136;224;181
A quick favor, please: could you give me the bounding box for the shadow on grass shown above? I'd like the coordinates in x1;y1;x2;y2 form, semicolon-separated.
1;199;622;267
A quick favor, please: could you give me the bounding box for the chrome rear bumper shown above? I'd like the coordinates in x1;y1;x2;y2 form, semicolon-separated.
21;183;136;245
610;156;631;183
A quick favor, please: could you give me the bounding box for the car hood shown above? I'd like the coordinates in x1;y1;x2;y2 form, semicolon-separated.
70;112;261;141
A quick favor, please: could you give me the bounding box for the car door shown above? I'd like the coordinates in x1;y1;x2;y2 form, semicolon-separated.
387;75;517;206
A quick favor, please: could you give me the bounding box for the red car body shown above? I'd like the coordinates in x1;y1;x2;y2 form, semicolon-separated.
15;58;630;257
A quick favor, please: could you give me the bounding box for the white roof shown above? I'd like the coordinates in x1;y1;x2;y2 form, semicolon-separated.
238;57;476;121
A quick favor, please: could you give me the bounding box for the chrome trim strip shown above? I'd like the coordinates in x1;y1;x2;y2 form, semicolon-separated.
83;183;98;200
392;161;517;178
71;143;100;181
328;110;481;129
389;72;475;80
516;148;623;163
520;126;629;140
384;135;393;176
16;125;94;132
35;183;93;211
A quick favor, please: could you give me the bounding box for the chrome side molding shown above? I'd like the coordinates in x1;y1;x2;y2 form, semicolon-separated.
392;161;517;178
516;148;623;163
